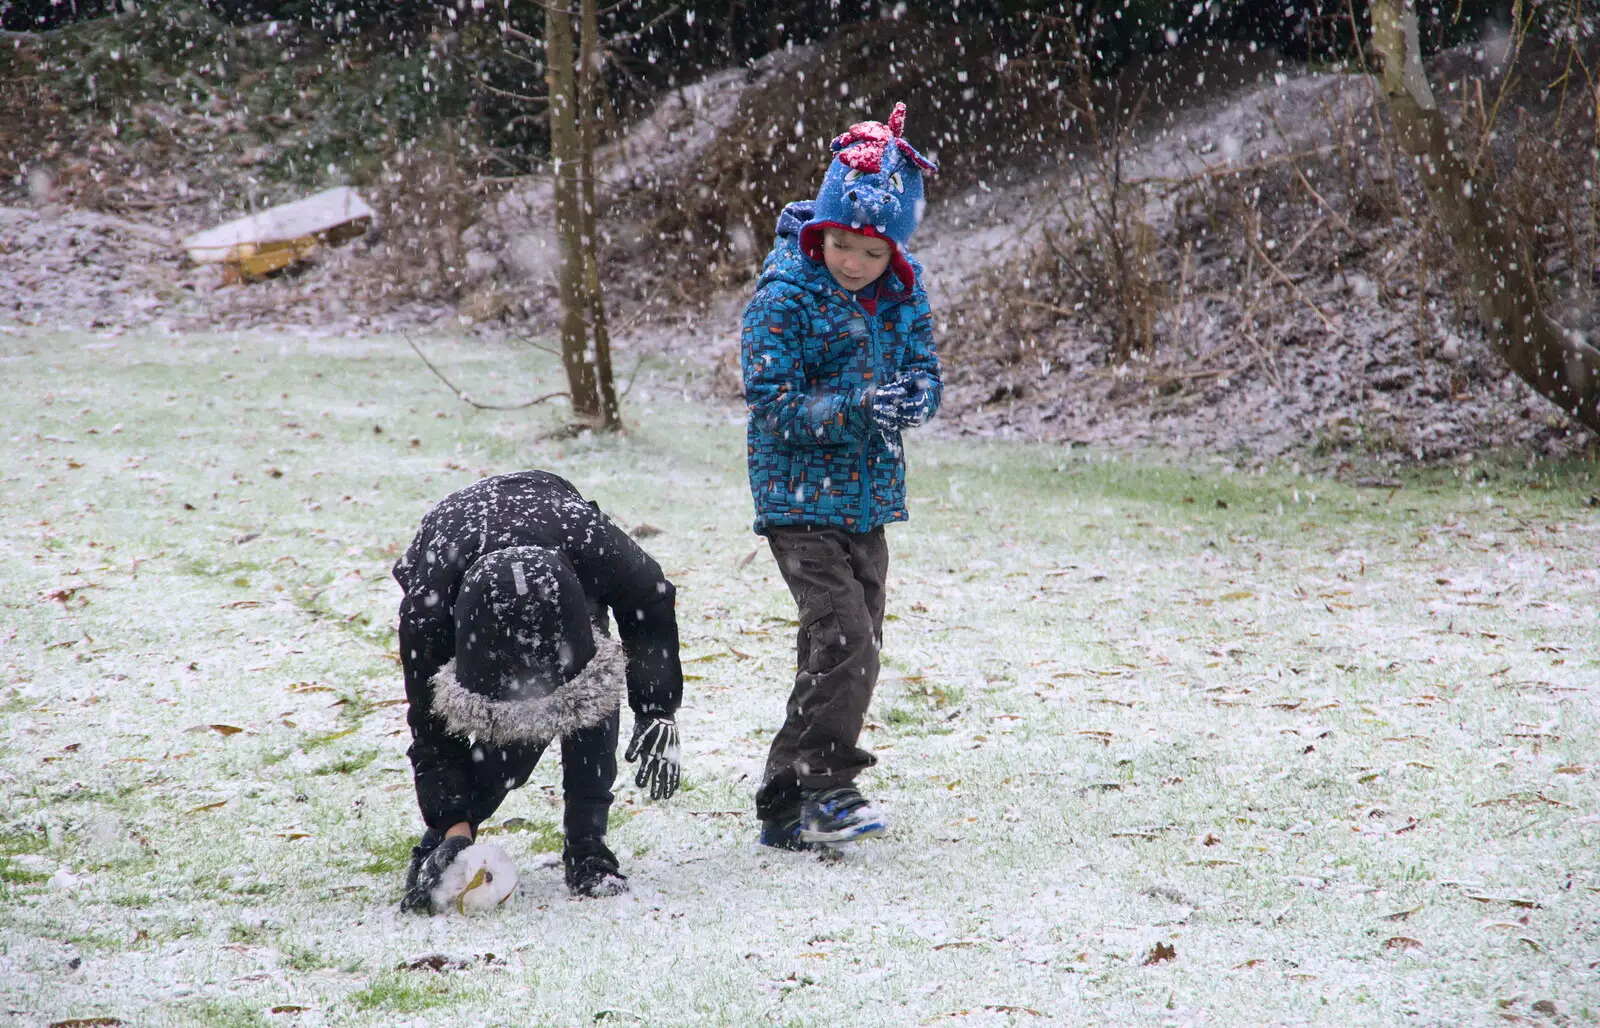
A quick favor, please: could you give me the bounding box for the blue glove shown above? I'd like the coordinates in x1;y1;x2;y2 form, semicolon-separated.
894;378;935;428
868;381;910;434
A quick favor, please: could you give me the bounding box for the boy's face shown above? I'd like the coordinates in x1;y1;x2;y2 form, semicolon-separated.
822;229;892;292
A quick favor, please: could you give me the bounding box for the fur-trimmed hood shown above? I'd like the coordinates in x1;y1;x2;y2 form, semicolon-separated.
429;636;625;747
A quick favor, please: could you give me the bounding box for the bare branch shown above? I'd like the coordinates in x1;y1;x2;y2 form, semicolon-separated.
606;3;681;47
481;83;549;105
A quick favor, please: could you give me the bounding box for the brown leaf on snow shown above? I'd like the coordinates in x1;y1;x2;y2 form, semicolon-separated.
1379;904;1423;921
397;952;472;972
1382;936;1423;951
1473;792;1571;809
208;724;244;736
1467;895;1543;909
1142;941;1177;965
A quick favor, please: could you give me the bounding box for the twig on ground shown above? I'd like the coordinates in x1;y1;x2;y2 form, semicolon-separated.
405;335;568;411
1148;355;1261;391
1282;214;1331;264
513;334;564;358
616;351;651;400
1248;235;1345;340
1014;297;1081;319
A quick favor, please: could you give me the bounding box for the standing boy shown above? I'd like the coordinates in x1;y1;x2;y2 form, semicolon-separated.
740;103;942;850
393;471;684;908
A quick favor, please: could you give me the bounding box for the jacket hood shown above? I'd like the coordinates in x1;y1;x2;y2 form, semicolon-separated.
429;635;624;747
762;200;919;298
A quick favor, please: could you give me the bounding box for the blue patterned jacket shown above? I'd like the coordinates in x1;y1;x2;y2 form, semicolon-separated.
740;201;942;535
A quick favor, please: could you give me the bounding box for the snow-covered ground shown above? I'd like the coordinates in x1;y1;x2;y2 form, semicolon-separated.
1;329;1595;1026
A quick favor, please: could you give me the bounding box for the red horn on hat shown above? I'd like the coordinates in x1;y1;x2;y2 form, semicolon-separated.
888;102;906;138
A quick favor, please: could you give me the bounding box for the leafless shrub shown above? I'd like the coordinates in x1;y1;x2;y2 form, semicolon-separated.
954;36;1173;382
602;16;1084;310
356;129;484;306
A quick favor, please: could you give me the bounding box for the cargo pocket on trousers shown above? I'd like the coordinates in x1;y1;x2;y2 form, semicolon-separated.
799;589;845;675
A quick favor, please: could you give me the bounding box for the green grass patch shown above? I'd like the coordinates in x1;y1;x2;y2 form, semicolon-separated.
356;830;418;876
181;999;271;1028
300;727;360;751
347;971;461;1013
279;944;337;972
225;922;273;946
0;863;50;887
0;825;49;858
65;928;130;951
479;816;564;852
312;749;378;776
0;825;51;892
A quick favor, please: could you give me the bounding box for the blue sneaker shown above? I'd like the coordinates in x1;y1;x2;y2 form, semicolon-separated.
759;816;809;850
760;815;845;856
800;787;887;844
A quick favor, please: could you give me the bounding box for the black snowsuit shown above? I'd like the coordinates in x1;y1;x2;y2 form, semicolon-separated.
394;471;682;841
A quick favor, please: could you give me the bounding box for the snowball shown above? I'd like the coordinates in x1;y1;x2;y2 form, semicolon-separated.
429;843;518;915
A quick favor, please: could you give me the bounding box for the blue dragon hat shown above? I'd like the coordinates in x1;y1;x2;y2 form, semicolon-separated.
799;102;938;286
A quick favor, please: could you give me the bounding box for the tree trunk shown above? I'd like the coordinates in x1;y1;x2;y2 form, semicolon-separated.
1368;0;1600;433
579;0;620;430
546;1;599;421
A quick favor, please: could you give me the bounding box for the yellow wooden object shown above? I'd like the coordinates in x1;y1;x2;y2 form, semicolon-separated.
221;234;321;283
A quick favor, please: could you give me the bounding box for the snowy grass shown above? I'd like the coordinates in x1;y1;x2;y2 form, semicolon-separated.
1;329;1597;1027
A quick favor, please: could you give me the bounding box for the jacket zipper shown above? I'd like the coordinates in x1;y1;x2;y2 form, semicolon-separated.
858;293;881;529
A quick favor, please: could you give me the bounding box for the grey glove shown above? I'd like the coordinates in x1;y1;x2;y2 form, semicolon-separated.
400;834;472;914
624;717;681;800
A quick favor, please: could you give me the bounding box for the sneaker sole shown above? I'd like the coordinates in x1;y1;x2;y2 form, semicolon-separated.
800;819;887;844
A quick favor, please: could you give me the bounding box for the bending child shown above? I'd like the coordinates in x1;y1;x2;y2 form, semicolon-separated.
740;102;942;851
393;470;684;910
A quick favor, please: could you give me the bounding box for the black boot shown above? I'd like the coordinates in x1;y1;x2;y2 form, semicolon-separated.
562;838;628;898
